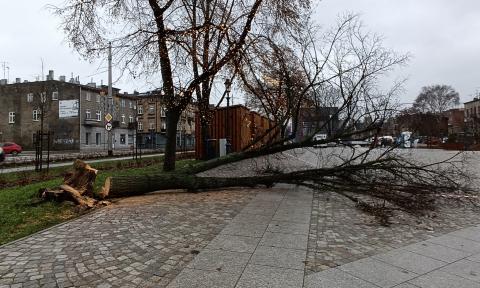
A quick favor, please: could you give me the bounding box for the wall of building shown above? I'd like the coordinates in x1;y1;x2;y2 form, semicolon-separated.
0;80;81;150
136;93;195;149
78;86;137;151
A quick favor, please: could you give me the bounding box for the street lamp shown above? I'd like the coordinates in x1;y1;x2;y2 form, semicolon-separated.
224;78;232;153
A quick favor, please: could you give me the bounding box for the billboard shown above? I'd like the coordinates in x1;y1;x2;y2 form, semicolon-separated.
59;100;79;118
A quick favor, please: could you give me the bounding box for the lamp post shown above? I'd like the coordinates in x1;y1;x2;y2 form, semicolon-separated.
224;79;232;153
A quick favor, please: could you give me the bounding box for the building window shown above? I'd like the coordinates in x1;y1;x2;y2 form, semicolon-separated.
85;132;90;145
121;99;126;107
33;110;40;121
148;105;155;114
120;134;126;145
96;133;101;145
96;110;101;121
86;92;91;101
40;92;47;103
8;112;15;124
27;93;33;102
52;91;59;100
129;101;133;109
149;122;155;130
129;115;134;123
161;121;166;130
85;109;91;119
138;122;143;131
121;114;126;124
161;108;166;117
96;94;101;103
138;105;143;114
128;134;134;145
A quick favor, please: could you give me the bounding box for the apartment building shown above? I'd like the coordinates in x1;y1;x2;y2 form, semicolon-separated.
464;97;480;138
135;90;195;149
0;70;136;151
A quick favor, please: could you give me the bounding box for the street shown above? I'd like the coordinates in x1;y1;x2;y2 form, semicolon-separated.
0;153;164;174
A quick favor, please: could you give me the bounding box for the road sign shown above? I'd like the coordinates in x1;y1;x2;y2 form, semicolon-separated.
105;122;113;131
105;113;113;122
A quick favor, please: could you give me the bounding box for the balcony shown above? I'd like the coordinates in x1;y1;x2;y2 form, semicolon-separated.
84;119;102;126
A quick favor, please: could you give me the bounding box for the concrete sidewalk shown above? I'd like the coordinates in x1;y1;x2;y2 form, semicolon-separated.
168;186;480;288
304;226;480;288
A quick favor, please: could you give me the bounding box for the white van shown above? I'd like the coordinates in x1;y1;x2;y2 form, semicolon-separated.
313;133;328;148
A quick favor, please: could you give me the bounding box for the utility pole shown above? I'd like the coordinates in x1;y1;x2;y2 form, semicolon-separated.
107;42;114;156
87;42;129;156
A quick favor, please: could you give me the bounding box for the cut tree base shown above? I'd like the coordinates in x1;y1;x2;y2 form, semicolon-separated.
39;159;109;209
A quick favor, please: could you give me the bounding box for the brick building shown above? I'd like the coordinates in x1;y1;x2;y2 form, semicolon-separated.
0;71;136;151
135;90;195;150
445;108;465;136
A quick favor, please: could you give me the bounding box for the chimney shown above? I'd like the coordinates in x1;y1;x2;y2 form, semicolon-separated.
0;79;7;85
47;70;54;80
87;82;96;88
15;78;21;83
59;76;66;82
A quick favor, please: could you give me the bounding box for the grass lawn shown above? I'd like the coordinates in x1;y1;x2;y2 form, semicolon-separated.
0;158;199;245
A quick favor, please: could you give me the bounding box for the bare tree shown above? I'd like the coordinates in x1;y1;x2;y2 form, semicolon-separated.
46;8;475;222
413;85;460;114
95;15;475;221
52;0;311;170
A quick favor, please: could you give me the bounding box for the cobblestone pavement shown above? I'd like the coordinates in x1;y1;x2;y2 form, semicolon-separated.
305;191;480;274
0;190;255;288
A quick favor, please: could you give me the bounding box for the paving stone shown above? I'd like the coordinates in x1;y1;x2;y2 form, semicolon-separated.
0;190;255;287
392;283;422;288
305;190;480;274
338;258;418;288
166;268;239;288
186;249;251;274
427;234;480;253
240;207;277;217
372;250;446;274
267;221;310;235
250;246;306;270
439;259;480;283
272;212;311;224
409;270;480;288
205;235;260;253
235;264;304;288
220;222;268;237
401;241;472;262
450;226;480;242
303;268;378;288
231;213;273;225
259;232;308;250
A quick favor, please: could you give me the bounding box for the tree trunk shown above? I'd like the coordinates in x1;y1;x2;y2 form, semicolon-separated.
163;109;181;171
100;174;281;199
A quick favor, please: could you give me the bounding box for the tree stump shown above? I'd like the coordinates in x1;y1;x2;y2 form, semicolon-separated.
39;159;100;208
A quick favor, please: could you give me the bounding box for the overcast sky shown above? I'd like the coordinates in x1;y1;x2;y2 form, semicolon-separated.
1;0;479;104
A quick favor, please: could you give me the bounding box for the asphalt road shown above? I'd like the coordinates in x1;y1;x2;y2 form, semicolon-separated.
0;153;164;174
285;147;480;188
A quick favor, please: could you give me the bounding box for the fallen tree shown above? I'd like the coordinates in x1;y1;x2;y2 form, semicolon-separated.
43;10;477;223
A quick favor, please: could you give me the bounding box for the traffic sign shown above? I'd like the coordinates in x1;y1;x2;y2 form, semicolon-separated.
105;113;113;122
105;122;113;131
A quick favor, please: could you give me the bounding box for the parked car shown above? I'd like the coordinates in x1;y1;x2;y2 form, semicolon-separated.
313;133;328;148
1;142;22;156
0;147;4;162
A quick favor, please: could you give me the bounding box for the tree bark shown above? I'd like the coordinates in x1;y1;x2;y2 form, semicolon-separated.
163;109;182;171
100;174;281;199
